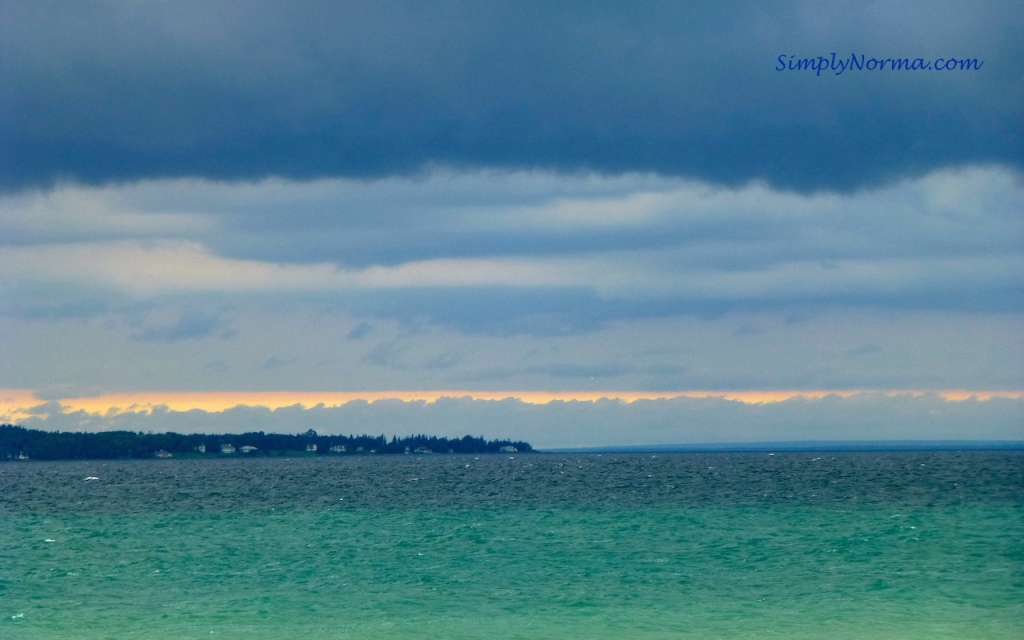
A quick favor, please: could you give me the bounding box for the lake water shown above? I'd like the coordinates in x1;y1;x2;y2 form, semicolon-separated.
2;451;1022;639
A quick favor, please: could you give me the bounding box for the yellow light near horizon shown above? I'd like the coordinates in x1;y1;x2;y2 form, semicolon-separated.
2;388;1022;424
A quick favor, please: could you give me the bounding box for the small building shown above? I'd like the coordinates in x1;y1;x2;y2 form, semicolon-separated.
499;445;518;453
329;444;346;453
154;450;173;458
306;443;317;452
194;444;206;453
413;447;432;454
240;445;259;453
220;443;236;454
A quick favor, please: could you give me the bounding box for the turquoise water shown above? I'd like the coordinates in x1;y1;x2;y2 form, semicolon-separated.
2;453;1022;638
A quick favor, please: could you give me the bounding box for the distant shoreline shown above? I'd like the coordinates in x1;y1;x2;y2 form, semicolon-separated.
542;440;1024;453
0;424;532;461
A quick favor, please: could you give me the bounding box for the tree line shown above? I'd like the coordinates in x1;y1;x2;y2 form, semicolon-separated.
0;424;532;460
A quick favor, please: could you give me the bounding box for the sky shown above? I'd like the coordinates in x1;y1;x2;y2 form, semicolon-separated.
1;1;1022;447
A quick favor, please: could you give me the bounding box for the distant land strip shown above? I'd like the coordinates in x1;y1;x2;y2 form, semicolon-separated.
0;425;532;461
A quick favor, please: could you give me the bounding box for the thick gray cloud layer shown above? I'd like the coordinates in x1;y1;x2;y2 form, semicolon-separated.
3;169;1021;338
1;3;1021;439
2;168;1022;397
2;0;1021;191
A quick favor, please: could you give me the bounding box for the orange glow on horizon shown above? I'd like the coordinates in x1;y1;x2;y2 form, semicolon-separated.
2;388;1022;424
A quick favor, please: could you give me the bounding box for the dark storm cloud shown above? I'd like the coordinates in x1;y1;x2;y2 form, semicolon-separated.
2;1;1020;192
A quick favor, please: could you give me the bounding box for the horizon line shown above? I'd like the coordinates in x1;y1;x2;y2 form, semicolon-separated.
540;439;1024;453
3;388;1022;423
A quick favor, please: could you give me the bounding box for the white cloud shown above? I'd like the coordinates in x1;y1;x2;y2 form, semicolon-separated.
1;167;1020;397
2;166;1020;305
0;183;211;244
0;240;592;296
0;240;335;295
